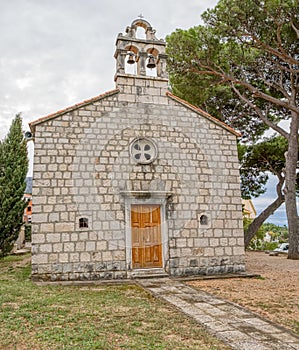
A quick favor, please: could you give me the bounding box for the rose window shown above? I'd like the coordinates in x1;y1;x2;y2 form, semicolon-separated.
130;138;157;164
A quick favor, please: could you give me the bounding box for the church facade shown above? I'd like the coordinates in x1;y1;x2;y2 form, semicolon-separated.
30;19;245;281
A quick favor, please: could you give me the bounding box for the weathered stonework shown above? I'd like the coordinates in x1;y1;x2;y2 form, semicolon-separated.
30;19;245;282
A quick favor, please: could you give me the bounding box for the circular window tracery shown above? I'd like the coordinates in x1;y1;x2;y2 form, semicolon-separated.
130;138;157;164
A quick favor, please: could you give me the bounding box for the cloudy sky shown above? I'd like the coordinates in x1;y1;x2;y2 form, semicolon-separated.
0;0;290;226
0;0;220;135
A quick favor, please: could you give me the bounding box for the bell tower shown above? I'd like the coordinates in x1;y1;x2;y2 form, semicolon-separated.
114;18;168;94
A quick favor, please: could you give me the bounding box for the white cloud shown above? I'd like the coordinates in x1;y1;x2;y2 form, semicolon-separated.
0;0;218;139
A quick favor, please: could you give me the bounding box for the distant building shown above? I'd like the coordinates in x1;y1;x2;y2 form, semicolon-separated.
23;177;32;223
242;199;256;219
23;194;32;223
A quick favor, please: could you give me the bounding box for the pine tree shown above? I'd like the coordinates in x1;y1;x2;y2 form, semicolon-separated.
167;0;299;258
0;115;28;257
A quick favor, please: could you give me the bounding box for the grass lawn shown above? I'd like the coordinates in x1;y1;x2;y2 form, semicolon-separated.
0;254;228;350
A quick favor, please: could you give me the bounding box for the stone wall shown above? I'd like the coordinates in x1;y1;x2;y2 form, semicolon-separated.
31;76;245;281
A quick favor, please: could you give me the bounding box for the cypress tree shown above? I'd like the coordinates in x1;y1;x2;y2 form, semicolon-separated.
0;115;28;257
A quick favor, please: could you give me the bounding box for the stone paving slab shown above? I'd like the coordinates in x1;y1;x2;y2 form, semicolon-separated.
137;277;299;350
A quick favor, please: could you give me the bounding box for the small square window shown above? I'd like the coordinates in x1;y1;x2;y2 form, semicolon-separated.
200;215;208;225
79;217;88;228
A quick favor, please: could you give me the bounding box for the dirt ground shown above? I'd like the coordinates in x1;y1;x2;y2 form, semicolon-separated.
188;251;299;335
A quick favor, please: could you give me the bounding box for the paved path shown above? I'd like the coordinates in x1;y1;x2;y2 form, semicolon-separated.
137;277;299;350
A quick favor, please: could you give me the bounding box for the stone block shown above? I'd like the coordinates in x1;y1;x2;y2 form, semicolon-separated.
64;242;75;252
118;94;135;103
78;110;92;116
80;252;91;262
70;233;79;241
48;253;58;263
92;252;102;261
32;234;46;244
47;234;61;243
69;253;80;262
61;233;70;242
219;238;228;246
59;253;69;263
180;248;192;256
55;222;75;232
170;258;180;268
112;250;125;260
37;264;52;274
189;259;198;267
209;238;219;247
86;241;96;251
54;204;66;212
97;241;108;250
108;240;120;251
215;247;225;256
176;238;187;248
62;263;73;273
79;232;88;241
52;243;63;252
40;223;54;232
102;251;112;261
224;247;232;255
32;254;48;264
88;232;97;241
75;242;85;251
204;247;215;257
33;213;48;223
194;238;209;247
39;244;52;253
233;246;245;256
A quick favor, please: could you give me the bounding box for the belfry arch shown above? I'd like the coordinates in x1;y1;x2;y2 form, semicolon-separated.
114;18;168;79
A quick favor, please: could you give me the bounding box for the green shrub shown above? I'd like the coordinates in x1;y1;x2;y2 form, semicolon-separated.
24;224;32;242
263;241;279;251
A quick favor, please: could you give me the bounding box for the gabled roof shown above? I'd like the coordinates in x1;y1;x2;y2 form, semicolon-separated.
29;89;120;132
166;92;241;137
29;87;240;137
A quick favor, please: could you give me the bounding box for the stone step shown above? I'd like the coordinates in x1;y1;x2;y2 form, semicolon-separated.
129;269;168;279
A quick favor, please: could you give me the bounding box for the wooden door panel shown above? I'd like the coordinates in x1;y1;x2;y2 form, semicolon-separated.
131;225;142;268
132;225;140;243
131;205;162;269
132;248;142;268
152;226;160;243
144;245;152;263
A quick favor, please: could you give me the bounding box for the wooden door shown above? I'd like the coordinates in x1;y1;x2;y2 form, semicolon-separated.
131;205;162;269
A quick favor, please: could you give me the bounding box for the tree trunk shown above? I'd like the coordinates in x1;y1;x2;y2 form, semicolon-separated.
285;113;299;259
244;176;285;248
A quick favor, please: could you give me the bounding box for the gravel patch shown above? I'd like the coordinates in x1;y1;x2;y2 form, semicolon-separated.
188;251;299;335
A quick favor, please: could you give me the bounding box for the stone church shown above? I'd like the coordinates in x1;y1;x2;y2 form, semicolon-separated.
30;19;245;281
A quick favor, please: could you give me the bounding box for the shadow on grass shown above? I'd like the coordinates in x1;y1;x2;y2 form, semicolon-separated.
0;254;228;350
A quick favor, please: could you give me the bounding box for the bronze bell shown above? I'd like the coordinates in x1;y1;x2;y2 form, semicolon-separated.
127;52;135;64
146;55;156;69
